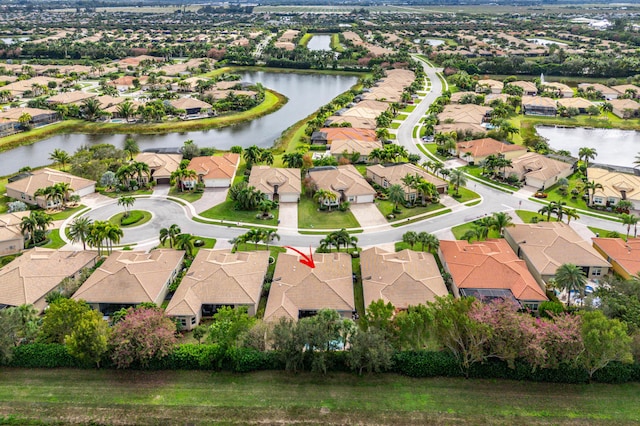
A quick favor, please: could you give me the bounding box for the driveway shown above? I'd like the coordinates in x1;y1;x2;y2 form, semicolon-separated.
81;192;113;209
191;188;229;213
350;203;391;232
278;202;299;235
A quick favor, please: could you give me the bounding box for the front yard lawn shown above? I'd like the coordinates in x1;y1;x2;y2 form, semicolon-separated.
298;197;360;230
461;165;519;191
43;229;66;249
49;204;88;220
515;209;559;223
199;200;279;226
451;221;501;240
448;185;480;203
168;187;203;203
375;199;444;222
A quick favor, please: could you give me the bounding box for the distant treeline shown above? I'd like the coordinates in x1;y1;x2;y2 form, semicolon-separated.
198;5;254;14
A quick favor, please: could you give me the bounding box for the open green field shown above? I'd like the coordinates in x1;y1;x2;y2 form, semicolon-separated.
0;368;639;425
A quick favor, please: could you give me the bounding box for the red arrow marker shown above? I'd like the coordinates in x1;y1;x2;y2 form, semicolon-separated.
284;246;316;269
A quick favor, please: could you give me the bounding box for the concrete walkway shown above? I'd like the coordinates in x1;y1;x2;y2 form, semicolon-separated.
278;202;299;235
191;188;228;213
350;203;392;232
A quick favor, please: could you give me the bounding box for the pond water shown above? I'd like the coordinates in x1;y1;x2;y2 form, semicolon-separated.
413;39;445;46
0;71;358;176
0;37;29;45
527;38;567;46
536;126;640;168
307;34;332;51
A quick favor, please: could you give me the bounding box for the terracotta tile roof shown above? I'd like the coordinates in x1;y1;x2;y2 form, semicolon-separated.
308;165;376;199
588;167;640;203
248;166;301;196
0;249;98;311
166;250;270;317
313;127;377;143
135;153;183;179
439;239;547;301
6;168;95;198
188;153;240;180
592;238;640;277
264;252;354;322
505;223;610;276
457;138;527;159
366;163;447;189
361;247;448;309
73;250;184;305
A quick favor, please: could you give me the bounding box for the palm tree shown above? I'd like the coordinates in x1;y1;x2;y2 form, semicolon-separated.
132;161;151;187
116;164;136;189
49;149;71;171
538;204;556;222
20;213;39;247
81;98;104;121
117;195;136;218
416;180;437;206
103;223;123;254
600;102;613;114
490;212;514;236
388;184;405;212
621;213;638;241
449;169;467;197
245;228;264;249
313;188;337;211
555;263;587;307
68;216;93;250
175;233;196;258
260;150;274;166
282;152;304;169
578;147;598;167
116;100;135;121
159;224;181;248
418;232;439;253
171;168;197;192
261;229;280;250
402;231;418;249
243;145;262;169
564;208;580;224
550;201;567;221
123;137;139;161
319;234;337;252
584;180;603;206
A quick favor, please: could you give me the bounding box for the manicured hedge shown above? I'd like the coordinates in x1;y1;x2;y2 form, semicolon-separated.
121;211;143;226
9;344;82;368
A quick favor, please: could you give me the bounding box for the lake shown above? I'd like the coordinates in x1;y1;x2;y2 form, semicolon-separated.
527;38;567;46
307;34;332;51
0;37;29;45
0;71;358;176
536;126;640;168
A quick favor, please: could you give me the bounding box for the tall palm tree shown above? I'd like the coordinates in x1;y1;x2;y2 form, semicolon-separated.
68;216;93;250
123;137;139;161
564;208;580;224
416;180;437;205
449;168;467;197
260;150;274;166
584;180;603;206
159;224;181;248
117;195;136;218
490;212;514;236
555;263;587;308
262;229;280;250
116;100;135;121
49;149;71;171
621;213;638;241
387;184;405;212
132;161;150;187
243;145;262;169
175;233;196;258
244;228;264;249
81;98;104;122
282;152;304;169
578;147;598;167
20;213;39;247
54;182;72;208
313;188;337;211
538;204;556;222
418;232;439;253
550;201;567;221
104;223;123;254
402;231;418;249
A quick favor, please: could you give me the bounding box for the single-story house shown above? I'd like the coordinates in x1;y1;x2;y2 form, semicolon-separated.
324;116;377;130
169;97;212;116
588;167;640;210
330;139;383;163
476;79;504;94
456;137;528;164
608;99;640;119
263;252;355;322
6;168;96;208
438;104;492;125
556;97;595;114
522;96;557;116
2;76;63;99
450;91;477;104
592;238;640;280
439;239;547;310
502;152;573;189
0;248;99;312
361;247;448;311
72;249;184;316
0;107;58;135
362;86;404;103
46;91;96;106
107;75;149;92
509;81;538;96
187;153;240;188
308;165;376;206
611;84;640;99
542;82;573;98
135;152;183;185
484;93;510;105
310;127;377;146
366;162;448;200
248;166;301;203
577;83;619;100
0;211;30;256
341;100;389;120
165;250;270;330
435;122;487;136
504;223;611;289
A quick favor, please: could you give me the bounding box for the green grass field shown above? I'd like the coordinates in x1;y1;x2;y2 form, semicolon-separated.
0;368;639;425
42;229;66;249
298;197;359;230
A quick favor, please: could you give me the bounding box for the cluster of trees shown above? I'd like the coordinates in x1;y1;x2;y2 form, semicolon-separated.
458;211;515;243
19;211;53;248
229;181;273;213
318;228;358;253
67;216;122;254
230;228;280;251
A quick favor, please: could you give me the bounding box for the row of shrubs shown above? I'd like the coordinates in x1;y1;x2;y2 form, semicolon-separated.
7;344;640;384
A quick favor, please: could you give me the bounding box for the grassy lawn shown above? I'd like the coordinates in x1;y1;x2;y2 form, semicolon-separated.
0;176;11;214
451;221;501;240
401;105;416;113
542;173;621;220
462;165;518;192
375;199;444;223
168;187;203;203
42;229;66;249
588;226;622;238
515;209;559;223
49;205;87;220
1;369;639;425
159;236;216;257
298;197;359;230
390;122;401;129
420;143;450;161
99;189;153;198
448;185;480;203
108;210;152;228
199;200;279;227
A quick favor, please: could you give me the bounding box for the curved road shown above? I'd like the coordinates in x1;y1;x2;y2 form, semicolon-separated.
64;59;624;250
